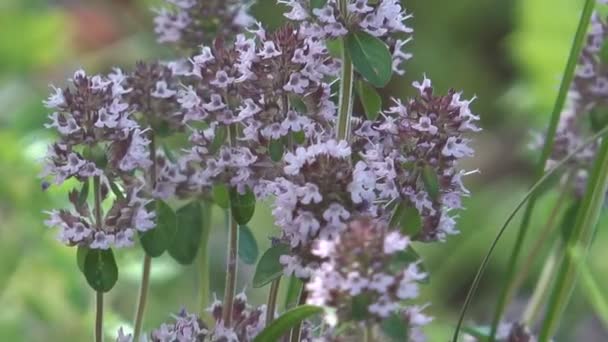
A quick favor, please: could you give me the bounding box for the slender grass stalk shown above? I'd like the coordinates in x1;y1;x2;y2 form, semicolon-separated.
93;175;104;342
336;0;354;141
364;323;373;342
133;131;157;340
451;125;608;342
579;262;608;329
509;178;570;295
539;137;608;340
522;243;559;325
488;1;596;339
266;278;282;326
223;125;239;326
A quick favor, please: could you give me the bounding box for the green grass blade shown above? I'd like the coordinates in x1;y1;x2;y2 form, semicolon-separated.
488;1;597;339
452;126;608;342
539;137;608;340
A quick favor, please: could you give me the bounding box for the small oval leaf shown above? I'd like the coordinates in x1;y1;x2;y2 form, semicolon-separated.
230;187;256;225
357;80;382;121
269;139;285;162
77;179;89;207
421;164;440;201
381;313;409;341
140;200;177;258
212;183;230;209
253;305;324;342
83;248;118;293
168;201;204;265
253;243;290;288
76;245;89;273
345;30;393;88
238;225;259;265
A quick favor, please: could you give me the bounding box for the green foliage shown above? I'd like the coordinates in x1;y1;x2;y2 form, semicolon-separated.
168;201;204;265
356;80;382;121
238;225;259;265
253;305;324;342
140;200;177;258
344;31;393;88
381;313;409;341
212;183;230;209
230;187;256;225
83;249;118;293
253;244;289;288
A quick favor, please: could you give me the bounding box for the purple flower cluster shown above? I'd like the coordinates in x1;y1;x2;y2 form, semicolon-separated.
117;293;266;342
538;12;608;196
306;217;431;341
42;69;156;249
154;0;254;49
281;0;413;74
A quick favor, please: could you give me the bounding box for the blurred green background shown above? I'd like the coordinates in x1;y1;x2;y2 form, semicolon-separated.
1;0;607;340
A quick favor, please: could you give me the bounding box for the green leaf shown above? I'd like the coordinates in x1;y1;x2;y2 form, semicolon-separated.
351;294;372;321
162;143;177;163
421;164;440;201
460;325;491;340
311;0;328;9
269;139;285;162
391;202;423;237
139;200;177;258
212;183;230;209
345;30;393;87
238;225;259;265
284;277;303;310
253;305;324;342
253;243;290;288
590;108;608;133
77;179;89;207
168;201;204;265
391;246;429;283
210;125;227;153
108;179;125;201
357;80;382;121
326;38;343;59
292;130;306;145
601;40;608;64
76;245;89;273
230;187;256;225
83;249;118;293
381;313;409;341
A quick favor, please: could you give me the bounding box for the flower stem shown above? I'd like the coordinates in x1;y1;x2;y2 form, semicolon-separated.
364;323;374;342
488;1;596;340
336;0;354;141
133;254;151;340
266;278;281;326
198;201;212;316
222;125;239;327
133;131;157;340
289;287;308;342
95;291;104;342
92;175;104;342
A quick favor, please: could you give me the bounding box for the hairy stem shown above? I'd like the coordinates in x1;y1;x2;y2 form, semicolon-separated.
93;175;104;342
266;278;282;326
488;1;596;339
95;291;104;342
336;0;354;141
222;125;239;326
133;132;157;340
133;255;152;340
198;201;212;316
289;287;308;342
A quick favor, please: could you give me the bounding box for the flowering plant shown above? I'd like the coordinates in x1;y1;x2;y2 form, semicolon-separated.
39;0;608;341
